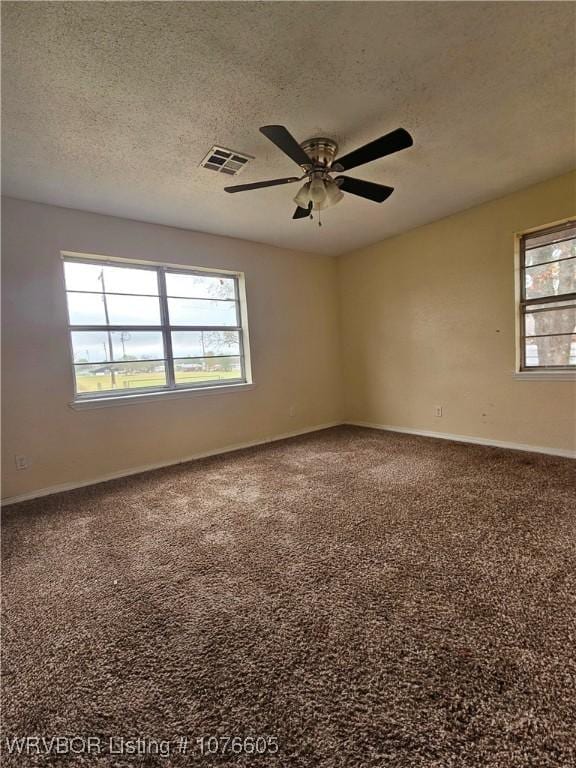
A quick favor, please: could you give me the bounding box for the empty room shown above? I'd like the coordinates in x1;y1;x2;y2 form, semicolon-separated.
1;2;575;766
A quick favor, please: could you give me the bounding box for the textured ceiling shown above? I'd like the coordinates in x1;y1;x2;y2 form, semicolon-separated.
2;1;575;256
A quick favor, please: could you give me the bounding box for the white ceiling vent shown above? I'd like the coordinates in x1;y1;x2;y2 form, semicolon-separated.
199;146;254;176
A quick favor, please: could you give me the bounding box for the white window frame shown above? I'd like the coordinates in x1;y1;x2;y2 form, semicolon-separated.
513;218;576;381
62;252;253;406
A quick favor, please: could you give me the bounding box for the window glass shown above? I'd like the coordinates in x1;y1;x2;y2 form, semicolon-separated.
174;357;242;386
171;330;240;358
524;335;576;368
64;262;158;295
74;362;168;394
524;260;575;300
520;222;576;371
71;331;165;363
167;298;238;326
64;259;248;397
166;272;235;300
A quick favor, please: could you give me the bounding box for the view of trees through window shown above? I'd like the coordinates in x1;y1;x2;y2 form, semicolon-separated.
521;222;576;369
64;259;246;396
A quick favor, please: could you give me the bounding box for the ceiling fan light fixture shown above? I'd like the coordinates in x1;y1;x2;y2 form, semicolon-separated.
321;178;344;209
309;176;327;204
294;177;344;211
224;124;413;222
311;179;344;210
293;181;311;208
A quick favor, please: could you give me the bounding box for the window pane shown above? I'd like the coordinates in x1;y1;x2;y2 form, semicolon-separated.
100;265;158;295
71;331;111;363
524;334;576;367
110;331;164;361
171;330;240;358
525;224;576;250
71;331;165;363
67;293;107;325
525;306;576;337
166;272;236;300
167;298;238;326
64;262;158;295
174;356;242;386
67;293;161;325
525;240;575;267
64;262;106;293
105;295;161;325
75;361;168;394
524;259;576;300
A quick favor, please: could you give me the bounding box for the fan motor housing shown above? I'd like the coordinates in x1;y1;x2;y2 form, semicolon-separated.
300;137;338;169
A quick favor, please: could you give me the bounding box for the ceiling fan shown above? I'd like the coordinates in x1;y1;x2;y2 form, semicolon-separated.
224;125;413;221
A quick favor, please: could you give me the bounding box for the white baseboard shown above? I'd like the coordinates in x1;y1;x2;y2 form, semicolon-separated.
1;421;341;506
345;420;576;459
4;419;573;506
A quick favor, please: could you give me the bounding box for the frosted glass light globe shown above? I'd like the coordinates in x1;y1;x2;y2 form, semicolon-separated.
309;177;327;204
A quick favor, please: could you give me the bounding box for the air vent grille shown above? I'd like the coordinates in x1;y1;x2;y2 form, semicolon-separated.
200;146;253;176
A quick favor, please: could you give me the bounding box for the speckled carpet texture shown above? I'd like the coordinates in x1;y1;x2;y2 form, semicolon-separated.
2;426;576;767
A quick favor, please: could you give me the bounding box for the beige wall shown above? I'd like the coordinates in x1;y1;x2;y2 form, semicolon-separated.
3;173;575;501
339;171;576;453
1;198;343;500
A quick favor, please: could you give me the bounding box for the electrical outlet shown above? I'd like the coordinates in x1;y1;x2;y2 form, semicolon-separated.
14;455;29;470
288;404;297;418
434;406;443;418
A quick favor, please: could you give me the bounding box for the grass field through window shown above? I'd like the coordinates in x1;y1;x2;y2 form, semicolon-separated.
76;370;242;394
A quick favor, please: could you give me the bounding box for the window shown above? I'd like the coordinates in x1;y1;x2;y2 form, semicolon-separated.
63;256;250;400
519;221;576;371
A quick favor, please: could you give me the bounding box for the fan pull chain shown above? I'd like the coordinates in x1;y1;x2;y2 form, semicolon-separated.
318;209;322;227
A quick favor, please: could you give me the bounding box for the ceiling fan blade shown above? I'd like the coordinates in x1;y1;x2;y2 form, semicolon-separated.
293;203;312;219
335;128;413;171
260;125;312;168
224;176;300;193
336;176;394;203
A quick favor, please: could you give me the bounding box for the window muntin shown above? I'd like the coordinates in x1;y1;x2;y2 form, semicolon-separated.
519;222;576;370
64;258;247;398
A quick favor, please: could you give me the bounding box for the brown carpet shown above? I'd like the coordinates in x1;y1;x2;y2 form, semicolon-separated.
2;426;575;767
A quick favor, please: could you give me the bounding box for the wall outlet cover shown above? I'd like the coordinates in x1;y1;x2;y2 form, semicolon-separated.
14;455;29;470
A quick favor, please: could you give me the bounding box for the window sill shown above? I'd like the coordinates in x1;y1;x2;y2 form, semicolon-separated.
512;371;576;381
69;382;255;410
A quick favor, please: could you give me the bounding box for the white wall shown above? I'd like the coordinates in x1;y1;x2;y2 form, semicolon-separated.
1;198;343;500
